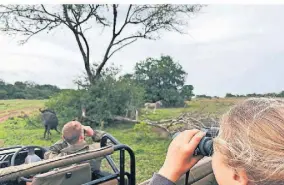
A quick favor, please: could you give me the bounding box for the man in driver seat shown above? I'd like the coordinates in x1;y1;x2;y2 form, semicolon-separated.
44;120;105;173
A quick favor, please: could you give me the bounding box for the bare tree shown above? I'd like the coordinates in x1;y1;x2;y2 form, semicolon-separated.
0;4;203;84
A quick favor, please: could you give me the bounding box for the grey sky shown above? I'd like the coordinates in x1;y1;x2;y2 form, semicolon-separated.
0;5;283;97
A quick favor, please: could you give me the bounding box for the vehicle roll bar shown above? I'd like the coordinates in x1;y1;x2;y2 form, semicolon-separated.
82;134;136;185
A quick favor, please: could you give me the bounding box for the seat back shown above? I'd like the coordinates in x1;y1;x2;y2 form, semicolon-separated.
99;179;118;185
177;157;218;185
139;157;218;185
31;163;91;185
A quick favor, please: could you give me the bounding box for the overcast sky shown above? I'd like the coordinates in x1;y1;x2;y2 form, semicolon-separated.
0;5;283;97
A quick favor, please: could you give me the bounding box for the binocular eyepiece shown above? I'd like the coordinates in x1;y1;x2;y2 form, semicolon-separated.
172;127;219;157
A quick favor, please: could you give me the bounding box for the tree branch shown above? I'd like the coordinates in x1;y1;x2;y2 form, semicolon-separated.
116;4;132;36
40;5;67;25
78;31;90;77
73;4;94;27
83;26;92;34
96;4;118;78
71;7;80;24
108;38;137;59
88;4;109;26
112;4;117;36
113;35;145;46
62;5;92;82
19;21;53;44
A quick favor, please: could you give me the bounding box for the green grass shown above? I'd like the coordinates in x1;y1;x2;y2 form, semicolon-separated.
140;98;237;121
104;124;171;183
0;98;241;183
0;117;61;147
0;99;46;111
0;99;46;118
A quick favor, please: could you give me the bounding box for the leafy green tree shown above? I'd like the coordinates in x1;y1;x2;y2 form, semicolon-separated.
225;93;236;98
81;71;145;125
14;81;27;89
0;90;8;99
180;85;194;100
133;55;191;107
196;94;212;99
46;66;145;127
45;89;84;127
118;75;145;118
13;92;26;99
0;79;5;87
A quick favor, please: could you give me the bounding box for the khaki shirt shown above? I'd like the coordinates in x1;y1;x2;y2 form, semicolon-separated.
44;130;105;171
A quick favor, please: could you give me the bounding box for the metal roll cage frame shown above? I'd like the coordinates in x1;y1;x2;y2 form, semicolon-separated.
82;133;136;185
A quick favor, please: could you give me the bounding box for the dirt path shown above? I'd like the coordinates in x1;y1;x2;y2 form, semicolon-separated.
0;107;40;123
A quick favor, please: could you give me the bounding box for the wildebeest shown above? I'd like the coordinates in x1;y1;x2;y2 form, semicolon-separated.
144;100;163;113
39;108;60;139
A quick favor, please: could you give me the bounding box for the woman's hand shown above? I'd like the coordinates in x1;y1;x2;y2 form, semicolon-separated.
158;129;206;182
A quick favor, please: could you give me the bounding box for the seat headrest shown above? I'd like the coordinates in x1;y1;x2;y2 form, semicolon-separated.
32;163;91;185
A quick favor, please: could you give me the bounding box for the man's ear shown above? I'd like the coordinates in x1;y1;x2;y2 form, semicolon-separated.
233;168;248;185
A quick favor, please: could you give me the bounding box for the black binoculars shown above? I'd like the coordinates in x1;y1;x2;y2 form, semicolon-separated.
172;127;219;157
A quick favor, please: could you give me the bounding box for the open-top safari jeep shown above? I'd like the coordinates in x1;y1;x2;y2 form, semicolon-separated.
0;133;217;185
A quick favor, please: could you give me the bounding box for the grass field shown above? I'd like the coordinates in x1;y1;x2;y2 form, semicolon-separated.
141;98;240;121
0;99;46;111
0;99;46;122
0;98;243;183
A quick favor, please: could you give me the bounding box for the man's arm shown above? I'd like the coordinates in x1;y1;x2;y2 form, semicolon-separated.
82;126;106;142
44;140;68;159
91;130;106;142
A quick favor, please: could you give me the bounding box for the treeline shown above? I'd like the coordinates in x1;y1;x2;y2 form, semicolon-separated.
0;80;61;99
225;91;284;98
195;91;284;99
195;95;219;99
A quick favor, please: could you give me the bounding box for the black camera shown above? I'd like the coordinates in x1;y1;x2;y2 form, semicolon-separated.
172;127;219;157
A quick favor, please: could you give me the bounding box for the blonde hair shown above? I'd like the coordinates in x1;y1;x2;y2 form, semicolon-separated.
214;98;284;185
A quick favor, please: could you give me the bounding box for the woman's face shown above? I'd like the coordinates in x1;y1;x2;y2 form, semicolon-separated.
212;151;248;185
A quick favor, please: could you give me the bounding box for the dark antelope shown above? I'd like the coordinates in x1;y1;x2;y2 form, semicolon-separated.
39;108;60;139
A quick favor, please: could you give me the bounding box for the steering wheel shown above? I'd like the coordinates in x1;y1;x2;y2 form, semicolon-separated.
10;146;47;182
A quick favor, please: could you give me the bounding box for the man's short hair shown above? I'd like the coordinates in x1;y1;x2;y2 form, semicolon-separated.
62;121;83;145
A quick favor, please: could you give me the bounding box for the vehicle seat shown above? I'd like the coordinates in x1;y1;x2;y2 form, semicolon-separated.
139;157;218;185
31;163;91;185
179;157;218;185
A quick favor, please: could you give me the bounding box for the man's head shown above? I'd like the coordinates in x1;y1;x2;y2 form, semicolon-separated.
62;121;85;145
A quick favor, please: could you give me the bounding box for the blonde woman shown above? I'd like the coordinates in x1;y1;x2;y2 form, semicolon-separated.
150;98;284;185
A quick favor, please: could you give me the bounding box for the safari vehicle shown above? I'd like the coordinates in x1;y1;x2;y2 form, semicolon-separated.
0;133;217;185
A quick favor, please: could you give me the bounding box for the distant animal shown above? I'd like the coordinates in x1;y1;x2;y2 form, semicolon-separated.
39;108;60;139
144;100;163;113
